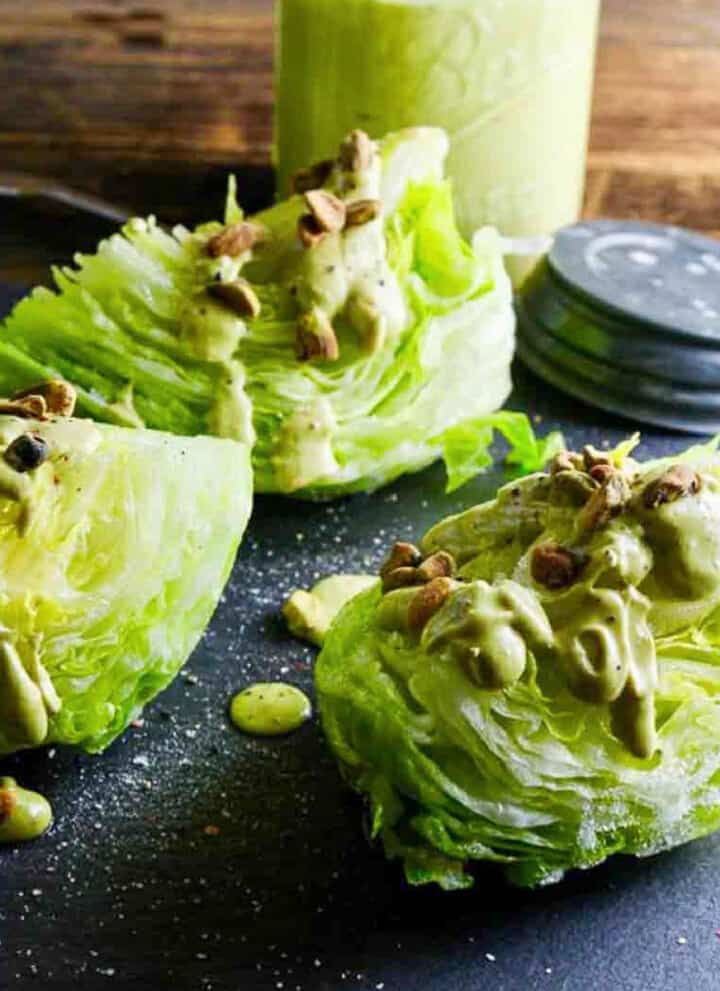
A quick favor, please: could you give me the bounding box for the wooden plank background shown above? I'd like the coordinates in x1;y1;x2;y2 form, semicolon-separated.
0;0;718;280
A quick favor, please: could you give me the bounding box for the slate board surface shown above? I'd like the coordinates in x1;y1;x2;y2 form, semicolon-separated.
0;281;719;991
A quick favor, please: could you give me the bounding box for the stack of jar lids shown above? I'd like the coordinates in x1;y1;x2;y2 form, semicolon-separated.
515;219;720;433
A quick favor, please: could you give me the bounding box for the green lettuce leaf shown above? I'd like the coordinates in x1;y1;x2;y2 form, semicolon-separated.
0;415;252;755
0;127;519;498
442;411;564;493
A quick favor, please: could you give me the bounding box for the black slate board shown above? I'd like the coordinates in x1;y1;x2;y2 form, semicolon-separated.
0;282;719;991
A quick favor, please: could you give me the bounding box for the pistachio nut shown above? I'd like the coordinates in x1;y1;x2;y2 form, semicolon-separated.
304;189;346;235
339;130;375;173
407;577;458;632
531;542;587;590
295;308;340;362
379;541;423;579
416;551;456;583
207;279;262;319
12;380;77;417
345;199;382;227
297;212;327;249
206;221;265;259
642;464;701;509
291;158;335;195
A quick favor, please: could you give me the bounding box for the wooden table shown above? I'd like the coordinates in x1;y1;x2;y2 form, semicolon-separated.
1;0;719;282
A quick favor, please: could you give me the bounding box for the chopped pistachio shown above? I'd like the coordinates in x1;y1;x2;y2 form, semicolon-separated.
295;308;340;362
408;576;458;632
304;189;346;234
206;221;265;259
291;158;335;195
382;565;423;593
550;451;583;475
589;463;616;485
577;472;631;533
582;445;613;472
417;551;456;583
642;464;701;509
345;198;382;227
297;212;327;248
379;541;422;579
339;129;375;172
207;278;262;319
0;396;47;419
531;542;587;590
549;468;597;506
12;380;76;417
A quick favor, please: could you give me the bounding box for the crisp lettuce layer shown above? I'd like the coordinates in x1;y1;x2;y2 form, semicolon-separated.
0;128;539;498
0;416;252;755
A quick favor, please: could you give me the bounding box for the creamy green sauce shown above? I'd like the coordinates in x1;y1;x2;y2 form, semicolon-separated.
379;455;720;759
181;297;247;364
284;574;378;646
272;398;340;492
207;360;256;445
0;776;52;844
421;579;554;690
0;459;32;530
107;382;145;428
290;147;406;351
230;683;312;736
0;634;60;747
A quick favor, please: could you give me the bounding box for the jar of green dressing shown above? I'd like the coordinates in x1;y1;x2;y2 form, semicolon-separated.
275;0;601;282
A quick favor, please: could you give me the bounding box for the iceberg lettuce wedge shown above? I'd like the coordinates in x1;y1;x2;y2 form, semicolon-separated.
316;441;720;888
0;128;529;498
0;414;251;755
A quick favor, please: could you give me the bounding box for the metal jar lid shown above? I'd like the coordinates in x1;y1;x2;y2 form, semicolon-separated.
516;219;720;433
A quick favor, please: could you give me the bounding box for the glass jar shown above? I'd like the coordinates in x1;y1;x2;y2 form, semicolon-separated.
275;0;601;280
